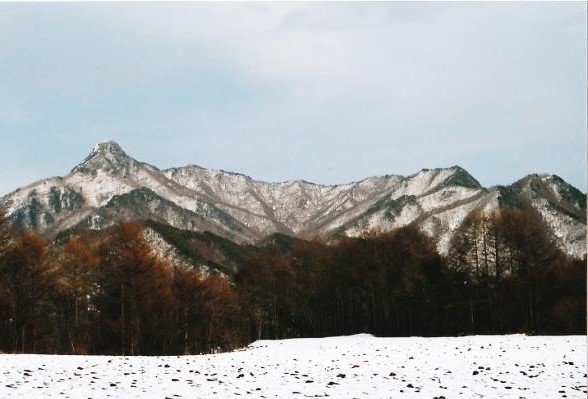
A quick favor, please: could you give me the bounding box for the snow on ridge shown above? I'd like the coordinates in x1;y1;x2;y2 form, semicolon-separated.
531;197;586;258
65;170;135;208
143;227;194;270
1;176;64;213
390;168;453;199
416;186;481;213
2;141;584;257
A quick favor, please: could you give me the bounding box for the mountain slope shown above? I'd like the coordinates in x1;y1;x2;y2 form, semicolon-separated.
2;141;585;258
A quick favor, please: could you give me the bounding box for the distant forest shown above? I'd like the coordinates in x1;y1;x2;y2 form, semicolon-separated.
0;207;585;355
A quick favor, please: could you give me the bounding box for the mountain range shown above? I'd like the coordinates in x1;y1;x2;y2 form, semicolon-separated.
2;141;586;263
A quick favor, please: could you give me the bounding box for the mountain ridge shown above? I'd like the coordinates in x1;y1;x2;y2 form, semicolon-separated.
2;141;585;258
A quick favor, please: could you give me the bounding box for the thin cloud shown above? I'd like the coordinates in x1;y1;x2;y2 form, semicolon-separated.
0;2;585;195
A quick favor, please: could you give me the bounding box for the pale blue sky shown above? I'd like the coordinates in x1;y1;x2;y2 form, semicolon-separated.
1;2;586;195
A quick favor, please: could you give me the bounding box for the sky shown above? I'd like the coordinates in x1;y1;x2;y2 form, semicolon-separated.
0;2;586;196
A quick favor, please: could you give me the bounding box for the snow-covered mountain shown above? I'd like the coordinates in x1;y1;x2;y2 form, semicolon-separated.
2;141;585;257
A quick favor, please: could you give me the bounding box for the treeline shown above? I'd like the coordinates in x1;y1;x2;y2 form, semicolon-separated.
237;208;585;340
0;213;242;355
0;207;585;355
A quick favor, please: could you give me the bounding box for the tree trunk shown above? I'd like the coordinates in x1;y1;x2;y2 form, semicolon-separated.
183;306;189;355
121;281;125;356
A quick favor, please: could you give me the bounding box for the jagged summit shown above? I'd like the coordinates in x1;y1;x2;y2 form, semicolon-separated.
71;140;136;176
91;140;125;155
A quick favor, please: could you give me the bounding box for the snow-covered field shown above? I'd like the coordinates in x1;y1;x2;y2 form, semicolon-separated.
0;334;585;398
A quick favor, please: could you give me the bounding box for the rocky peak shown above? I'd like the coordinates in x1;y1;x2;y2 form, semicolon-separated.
442;166;482;189
91;140;126;157
71;141;136;176
517;173;586;214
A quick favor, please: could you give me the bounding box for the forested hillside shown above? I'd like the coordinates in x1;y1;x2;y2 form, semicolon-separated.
0;206;585;355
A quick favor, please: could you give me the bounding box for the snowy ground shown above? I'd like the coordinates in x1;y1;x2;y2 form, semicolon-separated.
0;334;585;398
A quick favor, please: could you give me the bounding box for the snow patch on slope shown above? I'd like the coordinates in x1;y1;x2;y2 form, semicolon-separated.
532;198;586;258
